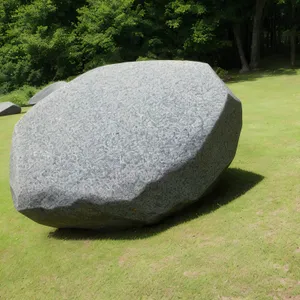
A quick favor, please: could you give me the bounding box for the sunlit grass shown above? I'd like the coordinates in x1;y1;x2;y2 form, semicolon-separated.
0;70;300;299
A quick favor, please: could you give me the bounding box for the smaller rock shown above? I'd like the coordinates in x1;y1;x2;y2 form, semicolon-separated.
0;102;21;117
28;81;68;105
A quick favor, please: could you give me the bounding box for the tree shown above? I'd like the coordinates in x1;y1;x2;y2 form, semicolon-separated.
163;0;231;63
289;0;299;67
233;23;250;73
275;0;300;67
210;0;252;72
0;0;85;92
75;0;144;70
0;0;299;92
250;0;268;69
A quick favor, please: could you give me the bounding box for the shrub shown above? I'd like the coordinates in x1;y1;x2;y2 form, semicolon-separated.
214;67;230;81
0;85;39;107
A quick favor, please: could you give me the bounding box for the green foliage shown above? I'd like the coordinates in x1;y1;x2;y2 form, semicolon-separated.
0;85;39;107
214;67;230;81
0;0;81;92
0;0;298;91
75;0;144;71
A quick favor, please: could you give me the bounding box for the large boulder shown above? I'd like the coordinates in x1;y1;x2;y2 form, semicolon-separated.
10;61;242;230
0;102;21;117
28;81;68;105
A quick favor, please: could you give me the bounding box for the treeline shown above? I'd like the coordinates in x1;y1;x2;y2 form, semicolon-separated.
0;0;299;93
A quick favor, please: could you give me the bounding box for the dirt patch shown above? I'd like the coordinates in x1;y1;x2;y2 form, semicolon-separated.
180;229;206;240
163;288;174;299
283;265;290;273
118;253;131;267
83;240;91;247
118;248;137;267
265;230;277;239
150;255;177;272
273;293;300;300
249;221;262;230
273;278;300;299
271;209;286;216
278;278;294;286
296;198;300;212
220;297;243;300
183;271;200;278
40;275;59;284
199;237;225;247
273;264;290;273
118;255;128;267
180;230;225;247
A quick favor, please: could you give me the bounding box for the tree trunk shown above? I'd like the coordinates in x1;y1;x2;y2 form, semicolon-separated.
271;10;277;53
291;29;296;67
290;0;296;67
250;0;268;69
233;23;250;73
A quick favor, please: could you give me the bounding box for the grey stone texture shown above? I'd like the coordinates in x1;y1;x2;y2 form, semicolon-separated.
28;81;68;105
10;60;242;229
0;102;21;116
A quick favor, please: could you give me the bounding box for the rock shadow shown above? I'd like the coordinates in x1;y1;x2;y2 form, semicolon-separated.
226;68;298;84
48;168;264;241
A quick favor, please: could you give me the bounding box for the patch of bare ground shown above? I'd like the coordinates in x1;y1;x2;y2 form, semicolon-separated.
183;271;201;278
150;256;177;272
271;278;300;299
118;248;138;267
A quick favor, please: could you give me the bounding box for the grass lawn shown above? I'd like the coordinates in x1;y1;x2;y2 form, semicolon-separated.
1;70;300;299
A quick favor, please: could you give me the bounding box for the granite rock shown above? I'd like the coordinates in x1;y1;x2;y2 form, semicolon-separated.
10;61;242;229
0;102;21;116
28;81;68;105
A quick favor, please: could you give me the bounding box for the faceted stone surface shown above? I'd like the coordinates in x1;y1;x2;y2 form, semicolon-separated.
28;81;68;105
0;102;21;117
10;61;242;229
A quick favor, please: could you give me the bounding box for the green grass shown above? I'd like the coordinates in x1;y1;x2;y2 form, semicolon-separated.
0;85;39;107
1;70;300;299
